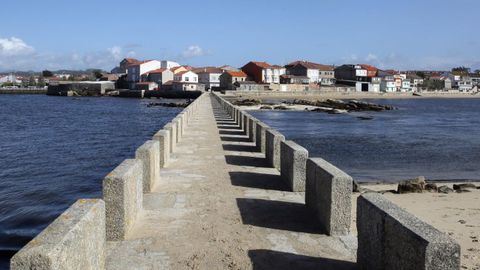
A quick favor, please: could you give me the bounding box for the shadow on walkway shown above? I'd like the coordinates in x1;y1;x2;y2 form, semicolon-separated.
219;130;246;136
248;250;357;270
229;171;288;191
236;198;322;234
221;136;251;142
224;155;268;167
222;144;256;152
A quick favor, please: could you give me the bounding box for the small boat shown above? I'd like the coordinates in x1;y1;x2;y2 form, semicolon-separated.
413;92;422;96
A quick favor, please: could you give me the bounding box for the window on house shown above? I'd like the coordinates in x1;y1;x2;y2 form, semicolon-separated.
186;77;189;82
194;77;197;82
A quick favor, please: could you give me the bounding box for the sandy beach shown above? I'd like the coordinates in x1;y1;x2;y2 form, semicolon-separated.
353;182;480;270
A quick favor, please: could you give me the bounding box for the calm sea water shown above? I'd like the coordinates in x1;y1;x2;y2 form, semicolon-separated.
252;98;480;182
0;95;180;269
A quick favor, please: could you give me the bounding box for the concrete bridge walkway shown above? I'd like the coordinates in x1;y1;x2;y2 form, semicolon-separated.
106;94;356;270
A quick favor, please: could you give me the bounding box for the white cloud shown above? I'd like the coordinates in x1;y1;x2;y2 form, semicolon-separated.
181;45;206;58
0;37;34;56
365;53;378;62
0;40;138;71
108;46;122;61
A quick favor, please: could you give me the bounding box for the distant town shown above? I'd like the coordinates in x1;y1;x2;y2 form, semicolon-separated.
1;58;479;95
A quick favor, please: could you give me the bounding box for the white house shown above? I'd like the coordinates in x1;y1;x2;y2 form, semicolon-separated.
173;71;201;91
0;74;21;84
380;75;396;92
127;60;161;89
161;60;180;70
195;67;224;90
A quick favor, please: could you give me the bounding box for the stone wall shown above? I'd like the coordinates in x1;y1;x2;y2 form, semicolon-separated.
11;93;209;268
212;92;461;269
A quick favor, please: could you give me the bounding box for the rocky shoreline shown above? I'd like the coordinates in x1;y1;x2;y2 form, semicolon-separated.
233;98;396;114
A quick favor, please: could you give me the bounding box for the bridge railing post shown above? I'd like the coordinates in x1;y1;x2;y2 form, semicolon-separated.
103;159;143;241
135;140;161;193
357;193;461;270
280;140;309;192
10;199;106;270
305;158;352;236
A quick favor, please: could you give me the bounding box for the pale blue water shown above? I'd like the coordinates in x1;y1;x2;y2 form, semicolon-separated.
0;95;181;269
252;98;480;182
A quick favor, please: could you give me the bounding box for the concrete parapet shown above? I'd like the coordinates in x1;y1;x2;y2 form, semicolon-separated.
357;193;461;270
173;117;181;143
248;117;257;143
103;159;143;241
280;140;308;191
164;123;176;153
152;129;170;168
135;140;160;193
265;129;285;170
243;114;249;135
305;158;352;236
11;199;106;270
255;121;269;153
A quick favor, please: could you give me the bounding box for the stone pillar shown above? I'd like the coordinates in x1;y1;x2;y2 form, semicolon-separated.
249;117;257;143
164;122;176;153
173;117;181;143
305;158;352;236
255;122;269;153
357;193;461;270
266;129;285;170
243;114;249;135
103;159;143;241
280;140;308;191
135;140;160;193
10;199;106;270
152;129;170;168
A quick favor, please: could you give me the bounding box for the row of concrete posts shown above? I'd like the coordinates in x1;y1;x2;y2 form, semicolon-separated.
10;93;209;270
212;93;461;270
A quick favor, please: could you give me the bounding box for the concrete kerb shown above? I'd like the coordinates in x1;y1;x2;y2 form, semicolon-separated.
135;140;161;193
280;140;309;192
152;129;170;168
357;193;461;270
305;158;352;236
255;121;269;154
10;199;106;270
103;159;143;241
265;128;285;170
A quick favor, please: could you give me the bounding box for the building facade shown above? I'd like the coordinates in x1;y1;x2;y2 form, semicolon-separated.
195;67;224;90
284;60;335;85
219;70;248;90
241;61;286;84
126;60;161;89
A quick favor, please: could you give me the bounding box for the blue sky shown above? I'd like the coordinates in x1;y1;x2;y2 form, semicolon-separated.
0;0;478;71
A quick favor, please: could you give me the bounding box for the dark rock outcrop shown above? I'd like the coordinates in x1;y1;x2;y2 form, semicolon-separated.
397;176;426;194
438;185;454;194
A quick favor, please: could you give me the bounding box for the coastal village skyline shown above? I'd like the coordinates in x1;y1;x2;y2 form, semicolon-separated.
0;0;478;72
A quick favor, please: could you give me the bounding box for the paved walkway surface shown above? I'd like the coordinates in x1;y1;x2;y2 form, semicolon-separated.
106;95;356;270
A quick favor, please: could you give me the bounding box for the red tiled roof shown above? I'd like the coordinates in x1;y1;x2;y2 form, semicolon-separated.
226;70;247;77
359;64;378;72
287;60;334;71
127;59;155;68
145;68;167;74
171;66;186;72
193;67;224;74
176;70;195;76
251;61;272;68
